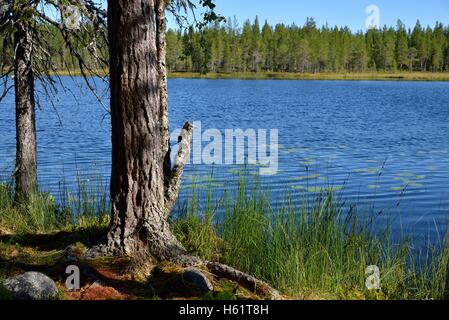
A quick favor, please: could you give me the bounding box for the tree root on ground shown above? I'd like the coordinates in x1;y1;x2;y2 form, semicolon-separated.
204;260;281;300
83;247;280;300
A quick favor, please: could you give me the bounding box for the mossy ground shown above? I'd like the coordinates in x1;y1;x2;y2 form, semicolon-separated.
0;220;373;300
0;227;274;300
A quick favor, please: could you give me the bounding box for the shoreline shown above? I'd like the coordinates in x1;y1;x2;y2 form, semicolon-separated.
169;71;449;81
35;70;449;81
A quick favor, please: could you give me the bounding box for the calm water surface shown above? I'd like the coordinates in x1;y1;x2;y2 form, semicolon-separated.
1;78;449;241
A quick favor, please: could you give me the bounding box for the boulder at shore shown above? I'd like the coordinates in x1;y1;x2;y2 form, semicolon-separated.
3;272;58;300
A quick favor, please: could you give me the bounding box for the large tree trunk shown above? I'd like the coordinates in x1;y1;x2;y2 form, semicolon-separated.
156;0;171;187
85;0;280;298
88;0;192;263
14;22;37;203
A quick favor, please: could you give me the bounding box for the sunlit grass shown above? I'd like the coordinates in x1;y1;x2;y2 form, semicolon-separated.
168;71;449;81
0;171;109;234
173;174;449;300
39;70;449;81
1;171;449;300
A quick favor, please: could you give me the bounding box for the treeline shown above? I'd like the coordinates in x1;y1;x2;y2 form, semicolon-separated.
168;17;449;73
1;17;449;74
0;23;106;72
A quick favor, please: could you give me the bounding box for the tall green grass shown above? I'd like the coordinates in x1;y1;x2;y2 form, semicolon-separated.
173;175;449;299
0;171;109;234
1;171;449;299
0;181;65;233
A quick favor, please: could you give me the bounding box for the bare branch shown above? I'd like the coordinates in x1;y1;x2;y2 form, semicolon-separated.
0;83;13;102
165;122;194;216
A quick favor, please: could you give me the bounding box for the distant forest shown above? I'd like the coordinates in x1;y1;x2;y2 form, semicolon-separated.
1;17;449;74
169;17;449;73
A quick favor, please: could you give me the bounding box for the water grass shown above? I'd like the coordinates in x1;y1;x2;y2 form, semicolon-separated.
0;171;109;234
173;174;449;299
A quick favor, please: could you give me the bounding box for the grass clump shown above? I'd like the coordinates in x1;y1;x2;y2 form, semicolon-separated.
0;177;109;235
0;182;69;234
173;175;449;300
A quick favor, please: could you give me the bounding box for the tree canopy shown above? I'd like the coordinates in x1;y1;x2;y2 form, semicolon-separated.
171;18;449;73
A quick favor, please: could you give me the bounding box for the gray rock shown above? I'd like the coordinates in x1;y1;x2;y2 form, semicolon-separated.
64;245;78;264
182;267;213;294
3;272;58;300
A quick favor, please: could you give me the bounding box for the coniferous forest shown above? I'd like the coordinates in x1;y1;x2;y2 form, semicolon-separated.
169;17;449;74
1;17;448;75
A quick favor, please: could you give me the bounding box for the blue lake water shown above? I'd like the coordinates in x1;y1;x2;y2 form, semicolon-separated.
1;77;449;242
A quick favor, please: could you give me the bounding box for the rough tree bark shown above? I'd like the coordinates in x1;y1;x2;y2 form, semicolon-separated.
156;0;171;191
86;0;279;299
13;21;38;203
86;0;193;263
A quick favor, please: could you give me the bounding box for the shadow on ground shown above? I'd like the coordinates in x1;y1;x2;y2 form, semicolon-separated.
0;228;248;300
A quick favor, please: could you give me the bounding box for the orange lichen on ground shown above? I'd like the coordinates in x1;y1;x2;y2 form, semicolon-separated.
64;282;136;300
0;230;277;301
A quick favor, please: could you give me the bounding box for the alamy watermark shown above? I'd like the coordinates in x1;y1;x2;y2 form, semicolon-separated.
61;4;82;30
65;265;80;291
365;5;380;29
365;265;381;290
171;121;279;176
0;1;81;30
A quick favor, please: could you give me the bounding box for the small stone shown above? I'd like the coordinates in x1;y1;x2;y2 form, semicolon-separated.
65;245;78;263
182;267;213;294
3;272;58;300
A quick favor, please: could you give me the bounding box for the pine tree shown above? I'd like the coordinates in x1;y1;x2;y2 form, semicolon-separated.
383;27;397;70
395;20;409;70
261;20;273;71
411;20;424;70
431;22;446;71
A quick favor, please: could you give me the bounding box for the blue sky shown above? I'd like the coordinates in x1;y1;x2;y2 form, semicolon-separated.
167;0;449;31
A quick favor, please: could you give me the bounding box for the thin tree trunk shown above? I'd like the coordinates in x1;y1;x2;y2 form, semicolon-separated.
14;22;37;203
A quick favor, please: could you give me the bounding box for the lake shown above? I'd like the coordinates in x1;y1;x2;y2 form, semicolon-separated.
1;77;449;242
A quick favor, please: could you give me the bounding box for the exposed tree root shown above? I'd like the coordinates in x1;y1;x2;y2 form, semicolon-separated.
166;252;280;299
83;246;280;300
204;261;281;300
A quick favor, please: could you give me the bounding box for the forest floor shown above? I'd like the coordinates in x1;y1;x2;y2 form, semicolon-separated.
0;226;274;300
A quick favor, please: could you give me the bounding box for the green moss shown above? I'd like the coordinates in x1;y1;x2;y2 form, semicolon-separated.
0;282;14;300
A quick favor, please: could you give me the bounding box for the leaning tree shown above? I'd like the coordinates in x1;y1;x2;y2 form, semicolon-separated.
0;0;107;202
86;0;279;298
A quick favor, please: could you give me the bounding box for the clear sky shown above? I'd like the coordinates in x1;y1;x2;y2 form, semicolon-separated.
167;0;449;31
